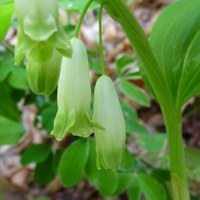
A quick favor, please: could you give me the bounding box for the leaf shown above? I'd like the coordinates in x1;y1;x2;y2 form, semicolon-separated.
21;143;51;165
58;139;89;187
34;153;56;185
0;82;20;121
150;0;200;107
0;115;24;145
128;177;141;200
0;1;14;41
119;79;150;107
59;0;98;12
115;54;134;76
138;175;167;200
85;139;118;196
121;101;148;134
120;148;136;172
113;173;131;196
185;148;200;169
41;103;57;132
151;169;170;182
7;66;29;90
136;132;167;153
0;52;14;81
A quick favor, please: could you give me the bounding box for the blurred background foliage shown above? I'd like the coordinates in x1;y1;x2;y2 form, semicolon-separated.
0;0;200;199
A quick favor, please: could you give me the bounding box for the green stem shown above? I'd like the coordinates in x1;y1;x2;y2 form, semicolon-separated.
74;0;94;38
162;105;190;200
96;0;191;199
98;3;106;75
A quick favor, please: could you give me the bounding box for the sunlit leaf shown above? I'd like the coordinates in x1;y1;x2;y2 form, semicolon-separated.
120;79;150;107
150;0;200;107
59;139;89;187
138;175;167;200
0;1;14;41
0;115;24;145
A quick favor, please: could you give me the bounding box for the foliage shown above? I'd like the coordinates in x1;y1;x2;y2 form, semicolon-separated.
1;0;200;200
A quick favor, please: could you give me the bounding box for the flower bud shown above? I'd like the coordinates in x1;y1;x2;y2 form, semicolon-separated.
14;0;71;95
51;38;93;140
93;75;126;170
26;45;62;96
15;0;58;41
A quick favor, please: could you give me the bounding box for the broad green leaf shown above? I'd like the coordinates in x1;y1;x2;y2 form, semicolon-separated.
0;1;14;41
150;0;200;107
34;153;55;185
120;79;150;107
7;66;29;90
0;52;14;81
0;82;20;121
85;140;118;196
138;175;167;200
58;139;89;187
0;115;24;145
21;144;51;165
128;177;141;200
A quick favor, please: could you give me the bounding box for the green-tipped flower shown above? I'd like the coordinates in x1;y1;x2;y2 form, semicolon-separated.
93;75;126;170
26;45;62;96
15;0;71;63
14;0;71;95
15;0;58;42
51;38;93;140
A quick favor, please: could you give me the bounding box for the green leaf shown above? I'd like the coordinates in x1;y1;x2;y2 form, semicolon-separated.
21;144;51;165
59;0;98;12
113;172;131;196
150;0;200;107
120;148;136;172
41;104;57;132
7;66;29;90
138;175;167;200
136;132;167;153
0;52;14;81
59;139;89;187
0;82;20;121
34;153;56;185
115;54;134;76
0;115;24;145
0;1;14;41
185;148;200;169
128;177;141;200
151;169;170;182
121;101;147;134
85;139;118;196
119;79;150;107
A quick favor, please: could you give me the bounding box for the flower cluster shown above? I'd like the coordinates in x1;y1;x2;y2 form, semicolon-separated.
15;0;71;95
51;38;126;170
15;0;126;170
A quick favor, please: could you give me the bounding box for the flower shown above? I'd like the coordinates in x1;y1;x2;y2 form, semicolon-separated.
26;45;62;95
93;75;126;170
14;0;71;95
51;38;93;140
